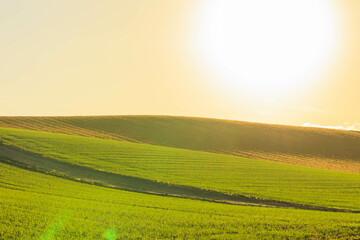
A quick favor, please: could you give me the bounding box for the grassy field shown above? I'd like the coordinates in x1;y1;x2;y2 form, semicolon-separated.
1;159;360;240
1;127;360;211
0;115;359;173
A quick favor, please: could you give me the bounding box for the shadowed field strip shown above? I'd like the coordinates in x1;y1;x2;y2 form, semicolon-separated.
0;143;358;213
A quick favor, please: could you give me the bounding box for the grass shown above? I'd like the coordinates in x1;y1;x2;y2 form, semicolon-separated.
1;160;360;239
0;115;359;173
1;127;360;211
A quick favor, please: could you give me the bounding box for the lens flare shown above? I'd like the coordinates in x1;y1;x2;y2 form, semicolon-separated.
39;211;70;240
103;229;117;240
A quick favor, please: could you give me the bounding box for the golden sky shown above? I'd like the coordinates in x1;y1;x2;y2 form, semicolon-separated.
1;1;359;130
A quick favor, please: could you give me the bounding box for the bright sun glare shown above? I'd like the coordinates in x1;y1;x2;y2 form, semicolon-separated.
195;0;341;98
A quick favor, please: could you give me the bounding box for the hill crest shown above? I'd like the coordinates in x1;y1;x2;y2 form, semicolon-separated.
0;115;359;173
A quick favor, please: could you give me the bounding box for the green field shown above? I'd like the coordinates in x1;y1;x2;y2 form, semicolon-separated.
1;127;360;211
1;160;360;240
1;116;360;239
1;116;359;173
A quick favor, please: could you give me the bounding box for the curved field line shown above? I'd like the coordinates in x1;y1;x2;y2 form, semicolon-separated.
0;143;358;213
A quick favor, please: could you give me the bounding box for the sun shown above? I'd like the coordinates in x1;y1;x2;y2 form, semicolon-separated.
195;0;341;99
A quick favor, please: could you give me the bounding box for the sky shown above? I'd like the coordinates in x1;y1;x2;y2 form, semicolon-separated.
1;0;359;130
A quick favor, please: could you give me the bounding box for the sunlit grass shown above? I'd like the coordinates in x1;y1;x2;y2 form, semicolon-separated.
0;161;360;239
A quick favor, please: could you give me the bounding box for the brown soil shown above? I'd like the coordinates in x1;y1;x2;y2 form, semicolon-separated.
1;115;359;173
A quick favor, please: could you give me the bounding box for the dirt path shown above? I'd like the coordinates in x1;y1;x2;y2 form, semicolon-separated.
0;143;358;213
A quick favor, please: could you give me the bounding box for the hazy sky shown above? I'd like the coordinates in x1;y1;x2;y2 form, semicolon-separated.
1;1;359;129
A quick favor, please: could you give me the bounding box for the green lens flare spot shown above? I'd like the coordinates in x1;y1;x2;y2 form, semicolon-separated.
39;211;71;240
103;229;117;240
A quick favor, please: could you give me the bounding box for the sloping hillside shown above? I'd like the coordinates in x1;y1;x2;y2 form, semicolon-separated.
1;127;360;211
0;115;359;173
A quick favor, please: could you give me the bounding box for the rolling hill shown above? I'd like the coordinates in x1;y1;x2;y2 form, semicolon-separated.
0;115;359;173
1;117;360;239
1;127;359;211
